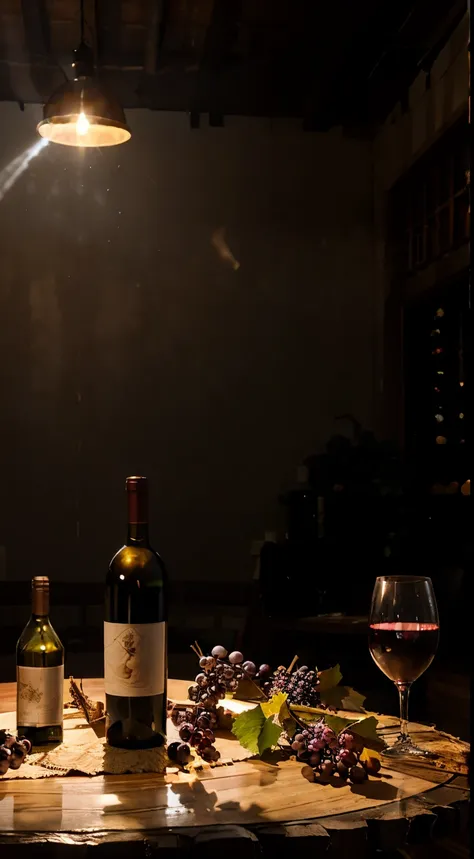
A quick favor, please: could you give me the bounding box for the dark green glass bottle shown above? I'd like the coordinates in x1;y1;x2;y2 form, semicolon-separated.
16;577;64;746
105;476;168;749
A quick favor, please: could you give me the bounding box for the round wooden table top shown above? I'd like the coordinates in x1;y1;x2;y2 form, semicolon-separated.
0;678;469;858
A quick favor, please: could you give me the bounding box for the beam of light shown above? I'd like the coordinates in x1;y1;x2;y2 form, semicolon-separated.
211;226;240;270
0;139;49;203
76;111;90;137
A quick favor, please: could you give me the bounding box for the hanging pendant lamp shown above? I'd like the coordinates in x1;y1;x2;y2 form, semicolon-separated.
37;2;131;147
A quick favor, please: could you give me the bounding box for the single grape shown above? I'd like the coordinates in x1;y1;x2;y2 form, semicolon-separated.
228;651;244;665
8;751;23;770
301;765;316;783
320;760;335;777
223;667;235;681
258;664;271;678
176;743;193;765
362;756;381;775
188;684;199;701
207;657;217;670
309;752;321;767
18;738;32;755
291;740;305;751
200;746;215;762
297;749;311;762
299;665;308;672
228;679;238;691
242;661;256;676
339;749;356;767
178;723;194;742
198;737;212;751
294;733;305;744
336;761;349;779
189;731;203;747
195;673;207;686
322;727;335;743
212;646;228;659
167;741;181;762
199;656;209;669
203;728;215;742
349;765;367;784
196;713;211;730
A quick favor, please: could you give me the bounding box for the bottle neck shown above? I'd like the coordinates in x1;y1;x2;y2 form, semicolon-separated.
127;522;150;544
32;588;49;616
127;483;150;545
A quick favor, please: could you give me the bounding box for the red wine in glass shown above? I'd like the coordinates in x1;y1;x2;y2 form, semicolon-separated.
369;576;439;758
369;622;439;683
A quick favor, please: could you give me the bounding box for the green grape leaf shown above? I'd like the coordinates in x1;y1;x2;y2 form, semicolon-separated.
323;714;355;735
231;702;284;755
290;704;330;717
340;687;366;712
261;692;288;718
231;705;265;755
320;684;365;712
258;716;283;754
233;677;268;701
345;715;385;753
317;664;343;692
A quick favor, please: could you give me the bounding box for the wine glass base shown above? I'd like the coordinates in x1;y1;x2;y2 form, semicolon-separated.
382;738;437;759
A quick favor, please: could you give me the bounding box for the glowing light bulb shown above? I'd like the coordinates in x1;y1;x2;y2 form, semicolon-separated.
76;112;90;136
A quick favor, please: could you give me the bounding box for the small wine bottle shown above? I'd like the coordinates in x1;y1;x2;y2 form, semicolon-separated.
16;577;64;745
105;476;168;749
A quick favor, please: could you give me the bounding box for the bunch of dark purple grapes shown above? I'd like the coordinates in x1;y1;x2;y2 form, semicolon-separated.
168;709;220;766
0;732;32;776
290;720;381;784
168;645;272;768
266;665;321;707
187;646;272;707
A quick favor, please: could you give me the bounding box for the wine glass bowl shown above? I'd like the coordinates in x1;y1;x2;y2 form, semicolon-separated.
369;575;439;758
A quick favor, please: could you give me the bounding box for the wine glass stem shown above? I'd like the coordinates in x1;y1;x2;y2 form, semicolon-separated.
397;682;411;741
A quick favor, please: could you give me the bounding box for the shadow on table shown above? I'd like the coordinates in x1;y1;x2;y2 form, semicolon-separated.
169;779;265;823
350;778;399;801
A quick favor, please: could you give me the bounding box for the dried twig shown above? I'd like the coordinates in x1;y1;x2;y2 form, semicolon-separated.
68;677;104;724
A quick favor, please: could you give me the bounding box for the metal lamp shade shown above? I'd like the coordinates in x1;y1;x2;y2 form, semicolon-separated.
37;78;131;147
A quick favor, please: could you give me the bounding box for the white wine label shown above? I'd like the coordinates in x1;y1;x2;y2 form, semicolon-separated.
104;621;166;697
16;664;64;728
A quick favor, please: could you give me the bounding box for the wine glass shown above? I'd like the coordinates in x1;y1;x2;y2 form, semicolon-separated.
369;575;439;757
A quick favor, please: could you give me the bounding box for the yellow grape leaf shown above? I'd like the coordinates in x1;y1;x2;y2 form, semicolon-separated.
360;747;382;763
261;692;288;718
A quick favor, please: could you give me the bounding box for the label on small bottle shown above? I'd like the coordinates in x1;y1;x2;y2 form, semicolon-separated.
104;621;166;697
16;665;64;727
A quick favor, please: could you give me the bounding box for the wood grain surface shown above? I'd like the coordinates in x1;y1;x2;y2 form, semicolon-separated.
0;678;469;857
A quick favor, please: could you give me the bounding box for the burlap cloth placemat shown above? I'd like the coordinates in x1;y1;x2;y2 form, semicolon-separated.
0;706;253;779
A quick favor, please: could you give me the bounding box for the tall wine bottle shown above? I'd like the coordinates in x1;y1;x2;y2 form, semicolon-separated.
16;576;64;745
105;476;168;749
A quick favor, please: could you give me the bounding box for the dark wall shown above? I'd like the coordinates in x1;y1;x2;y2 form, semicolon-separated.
0;105;376;583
